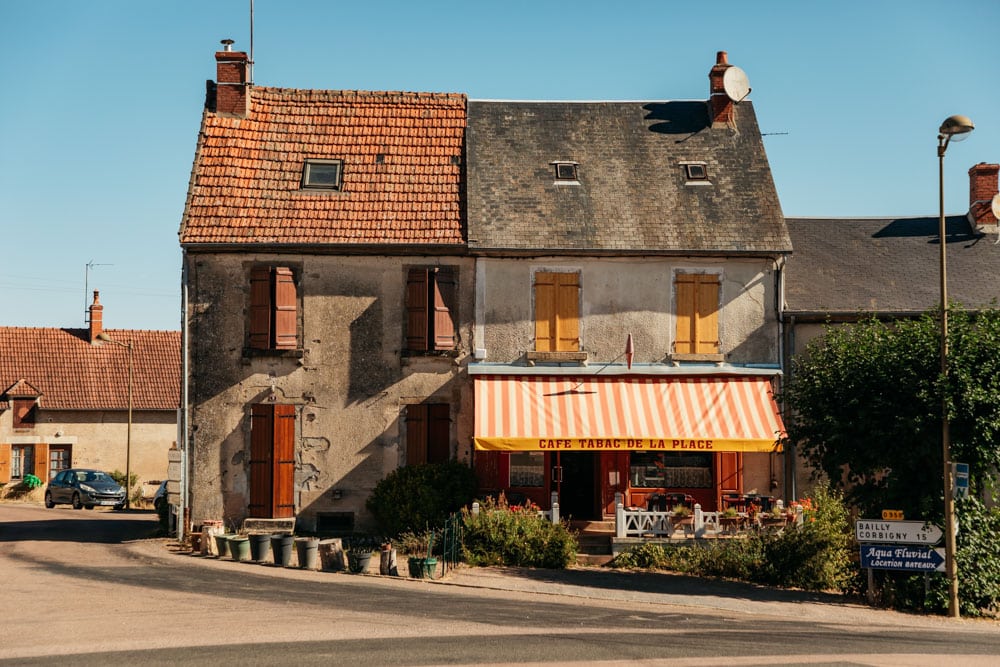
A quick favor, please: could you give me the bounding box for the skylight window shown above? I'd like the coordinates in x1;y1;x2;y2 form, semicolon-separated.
684;163;708;181
552;161;579;182
302;159;343;190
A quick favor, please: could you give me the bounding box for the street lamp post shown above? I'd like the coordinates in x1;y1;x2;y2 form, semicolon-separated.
937;114;974;618
97;333;134;511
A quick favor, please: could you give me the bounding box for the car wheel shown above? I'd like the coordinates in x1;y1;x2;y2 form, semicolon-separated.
44;491;55;509
85;505;95;510
72;493;83;510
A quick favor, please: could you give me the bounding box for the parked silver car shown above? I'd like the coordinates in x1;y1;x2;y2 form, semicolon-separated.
45;469;126;510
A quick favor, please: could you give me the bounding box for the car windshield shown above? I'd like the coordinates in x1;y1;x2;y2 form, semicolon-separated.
77;471;114;483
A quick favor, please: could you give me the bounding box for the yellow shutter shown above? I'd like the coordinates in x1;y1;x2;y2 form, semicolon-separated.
534;273;556;352
0;444;10;484
555;273;580;352
675;273;719;354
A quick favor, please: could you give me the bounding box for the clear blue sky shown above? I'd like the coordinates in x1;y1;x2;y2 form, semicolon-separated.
2;1;997;331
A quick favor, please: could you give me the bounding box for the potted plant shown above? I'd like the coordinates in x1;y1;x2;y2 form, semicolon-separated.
345;535;378;574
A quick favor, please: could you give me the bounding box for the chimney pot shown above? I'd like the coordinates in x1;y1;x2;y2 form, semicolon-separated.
716;51;728;65
221;38;234;52
89;290;104;343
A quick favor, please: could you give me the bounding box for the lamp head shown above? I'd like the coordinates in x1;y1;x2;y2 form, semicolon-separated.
939;115;974;142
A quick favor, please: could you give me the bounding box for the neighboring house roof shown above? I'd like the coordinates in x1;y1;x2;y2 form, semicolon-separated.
465;100;790;255
178;88;466;247
0;328;180;411
784;216;1000;315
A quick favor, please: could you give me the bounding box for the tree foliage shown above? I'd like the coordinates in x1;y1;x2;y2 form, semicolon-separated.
782;308;1000;519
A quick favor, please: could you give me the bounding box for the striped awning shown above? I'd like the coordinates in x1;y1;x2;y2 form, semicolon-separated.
474;375;784;453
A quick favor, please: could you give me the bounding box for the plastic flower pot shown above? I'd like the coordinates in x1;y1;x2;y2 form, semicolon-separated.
295;537;319;570
408;556;437;579
214;533;232;558
249;533;271;562
229;536;251;562
347;551;373;574
271;533;294;567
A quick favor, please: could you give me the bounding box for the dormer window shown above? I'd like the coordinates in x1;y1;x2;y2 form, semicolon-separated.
552;161;579;183
302;159;343;190
681;162;711;185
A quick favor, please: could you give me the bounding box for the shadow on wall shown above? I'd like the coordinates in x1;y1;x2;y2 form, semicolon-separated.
643;101;710;136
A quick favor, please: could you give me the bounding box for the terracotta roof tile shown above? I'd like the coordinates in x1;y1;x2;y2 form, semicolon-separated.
180;87;466;246
0;328;180;411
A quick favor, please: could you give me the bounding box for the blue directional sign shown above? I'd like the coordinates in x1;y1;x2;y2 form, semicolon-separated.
953;462;970;500
859;544;945;572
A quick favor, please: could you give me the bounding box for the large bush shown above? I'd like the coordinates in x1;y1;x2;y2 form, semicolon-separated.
366;461;478;537
462;496;577;568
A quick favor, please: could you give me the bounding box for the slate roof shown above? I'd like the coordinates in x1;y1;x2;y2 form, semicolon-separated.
784;216;1000;314
0;328;180;410
179;88;466;247
465;100;790;254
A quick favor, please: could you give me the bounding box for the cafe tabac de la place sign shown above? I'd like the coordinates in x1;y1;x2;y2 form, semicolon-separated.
473;437;781;453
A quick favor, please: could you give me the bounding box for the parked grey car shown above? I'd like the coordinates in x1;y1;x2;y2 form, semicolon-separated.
45;469;125;510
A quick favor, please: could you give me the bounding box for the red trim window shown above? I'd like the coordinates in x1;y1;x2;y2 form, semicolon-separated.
406;268;456;352
249;266;298;351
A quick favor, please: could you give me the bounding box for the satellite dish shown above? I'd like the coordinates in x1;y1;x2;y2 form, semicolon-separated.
723;66;751;103
991;193;1000;221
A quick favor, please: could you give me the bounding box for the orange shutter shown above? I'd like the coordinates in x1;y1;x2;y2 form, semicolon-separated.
33;444;49;481
716;451;743;503
427;404;451;463
675;274;719;354
249;267;272;350
534;272;556;352
695;276;720;354
272;404;296;518
432;268;457;351
554;273;580;352
272;268;298;350
406;405;428;465
406;269;429;351
249;404;274;517
0;444;10;484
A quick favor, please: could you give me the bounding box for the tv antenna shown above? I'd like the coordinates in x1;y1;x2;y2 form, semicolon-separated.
84;260;113;324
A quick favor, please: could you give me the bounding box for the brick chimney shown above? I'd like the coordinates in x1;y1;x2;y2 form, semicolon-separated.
709;51;734;127
214;39;249;117
968;162;999;228
89;290;103;343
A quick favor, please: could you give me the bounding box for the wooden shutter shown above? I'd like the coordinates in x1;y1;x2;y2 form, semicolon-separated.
534;273;556;352
33;444;49;481
675;274;719;354
716;451;743;505
432;268;457;351
249;404;274;517
0;444;10;484
695;276;720;354
272;268;298;350
427;404;451;463
249;267;273;350
555;273;580;352
406;269;429;351
272;404;296;518
406;404;428;465
13;399;35;428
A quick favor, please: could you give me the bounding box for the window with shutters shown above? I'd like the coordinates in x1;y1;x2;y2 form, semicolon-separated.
405;403;451;465
674;272;721;357
11;445;34;480
405;267;457;353
49;445;72;480
248;266;299;352
249;403;296;519
534;271;580;352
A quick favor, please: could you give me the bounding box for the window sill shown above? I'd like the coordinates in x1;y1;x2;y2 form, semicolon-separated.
242;348;305;360
670;353;725;363
526;351;588;366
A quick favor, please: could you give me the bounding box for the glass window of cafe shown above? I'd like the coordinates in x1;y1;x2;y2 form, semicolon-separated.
629;451;712;488
510;451;545;487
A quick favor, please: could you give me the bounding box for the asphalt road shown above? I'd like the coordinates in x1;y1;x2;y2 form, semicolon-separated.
1;503;998;666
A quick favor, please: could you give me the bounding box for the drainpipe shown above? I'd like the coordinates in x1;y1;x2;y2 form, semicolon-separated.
179;251;190;542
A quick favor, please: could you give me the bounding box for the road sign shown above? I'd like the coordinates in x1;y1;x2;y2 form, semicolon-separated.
860;544;945;572
855;520;942;545
881;509;904;520
953;462;970;500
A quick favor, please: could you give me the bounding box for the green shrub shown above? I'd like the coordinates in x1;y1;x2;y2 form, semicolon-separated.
22;474;43;489
461;496;577;568
607;486;855;593
366;461;478;537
